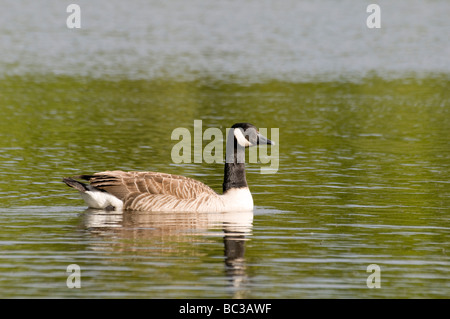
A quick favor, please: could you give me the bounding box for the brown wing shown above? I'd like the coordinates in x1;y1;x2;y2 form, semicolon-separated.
78;170;218;201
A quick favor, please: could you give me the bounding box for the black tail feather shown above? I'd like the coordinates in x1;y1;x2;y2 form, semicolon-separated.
74;175;96;181
63;177;89;192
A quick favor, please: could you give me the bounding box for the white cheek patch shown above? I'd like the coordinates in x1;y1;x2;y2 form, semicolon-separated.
233;128;252;147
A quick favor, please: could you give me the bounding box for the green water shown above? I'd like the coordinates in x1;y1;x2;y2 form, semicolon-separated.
0;75;449;298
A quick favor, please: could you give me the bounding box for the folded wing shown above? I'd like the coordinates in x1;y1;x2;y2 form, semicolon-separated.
77;170;220;211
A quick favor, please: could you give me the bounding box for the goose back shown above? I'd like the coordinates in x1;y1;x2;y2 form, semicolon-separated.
78;170;223;212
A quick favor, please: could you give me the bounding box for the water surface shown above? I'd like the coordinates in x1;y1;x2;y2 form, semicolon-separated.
0;0;449;81
1;76;449;298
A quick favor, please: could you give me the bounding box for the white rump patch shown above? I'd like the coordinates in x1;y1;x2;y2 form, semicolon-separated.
80;190;123;210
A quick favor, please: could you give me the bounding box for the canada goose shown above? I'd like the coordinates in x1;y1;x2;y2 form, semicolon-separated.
63;122;273;212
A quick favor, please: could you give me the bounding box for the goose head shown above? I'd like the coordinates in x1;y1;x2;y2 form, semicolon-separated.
230;122;274;148
223;122;274;194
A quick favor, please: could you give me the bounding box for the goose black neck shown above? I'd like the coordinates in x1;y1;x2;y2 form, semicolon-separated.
223;147;248;193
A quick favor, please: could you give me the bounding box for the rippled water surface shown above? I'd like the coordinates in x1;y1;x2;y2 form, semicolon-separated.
0;0;449;298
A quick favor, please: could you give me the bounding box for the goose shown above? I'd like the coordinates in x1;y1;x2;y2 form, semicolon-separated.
63;122;273;212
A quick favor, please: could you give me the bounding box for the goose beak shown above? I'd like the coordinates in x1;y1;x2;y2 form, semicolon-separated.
257;133;275;146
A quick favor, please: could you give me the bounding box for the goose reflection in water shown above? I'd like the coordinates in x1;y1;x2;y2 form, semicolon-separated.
80;209;253;295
